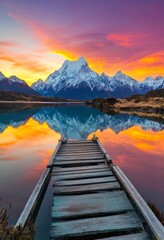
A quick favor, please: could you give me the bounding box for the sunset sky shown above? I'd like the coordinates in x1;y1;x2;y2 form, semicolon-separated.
0;0;164;85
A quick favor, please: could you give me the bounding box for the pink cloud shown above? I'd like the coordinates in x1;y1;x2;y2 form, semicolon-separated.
0;41;18;47
106;34;137;48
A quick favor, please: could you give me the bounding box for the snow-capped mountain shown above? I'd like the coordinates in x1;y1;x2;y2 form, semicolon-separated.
139;76;164;94
0;72;39;96
31;57;164;100
32;57;111;100
0;72;6;81
101;71;139;98
32;79;46;92
1;57;164;100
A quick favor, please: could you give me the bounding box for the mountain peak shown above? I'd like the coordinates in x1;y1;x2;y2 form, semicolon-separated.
0;72;6;81
114;71;124;77
8;75;26;84
77;56;87;64
37;79;44;83
155;75;164;80
59;57;88;73
144;76;155;81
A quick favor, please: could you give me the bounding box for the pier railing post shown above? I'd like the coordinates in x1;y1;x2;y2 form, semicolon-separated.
92;134;113;165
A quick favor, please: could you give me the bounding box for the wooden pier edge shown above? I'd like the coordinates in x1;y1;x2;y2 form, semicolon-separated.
112;165;164;240
92;134;164;239
92;134;112;165
15;136;64;229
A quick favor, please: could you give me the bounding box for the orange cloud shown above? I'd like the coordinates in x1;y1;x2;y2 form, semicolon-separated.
0;43;65;84
124;51;164;80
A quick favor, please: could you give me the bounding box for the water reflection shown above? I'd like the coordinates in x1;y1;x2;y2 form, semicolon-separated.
0;104;163;228
0;105;163;139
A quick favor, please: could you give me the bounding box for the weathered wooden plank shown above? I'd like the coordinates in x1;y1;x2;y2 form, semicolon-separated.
57;151;101;155
58;149;100;152
112;165;164;240
54;181;120;195
93;135;112;165
65;141;96;144
58;149;100;153
61;144;98;147
53;170;113;180
97;232;150;240
54;158;105;163
60;144;98;147
58;150;101;155
59;147;100;151
54;176;116;186
57;152;104;157
66;139;93;142
60;144;99;147
62;144;98;148
66;139;93;143
50;212;142;239
56;153;104;158
15;168;50;228
52;190;133;220
53;164;107;173
55;156;105;161
52;168;110;176
52;159;105;167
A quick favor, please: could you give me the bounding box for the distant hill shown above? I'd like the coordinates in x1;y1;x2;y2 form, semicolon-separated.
0;91;81;102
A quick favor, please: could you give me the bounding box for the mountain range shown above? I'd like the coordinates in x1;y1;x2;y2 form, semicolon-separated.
0;72;39;96
1;57;164;100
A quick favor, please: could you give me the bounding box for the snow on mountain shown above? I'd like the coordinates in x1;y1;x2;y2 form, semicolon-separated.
8;76;27;85
0;72;39;96
139;75;164;94
31;79;46;92
0;72;6;81
100;71;139;97
45;57;104;90
31;57;163;99
1;57;164;100
32;57;111;99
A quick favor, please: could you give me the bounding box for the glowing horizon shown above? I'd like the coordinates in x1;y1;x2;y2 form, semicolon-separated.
0;0;164;85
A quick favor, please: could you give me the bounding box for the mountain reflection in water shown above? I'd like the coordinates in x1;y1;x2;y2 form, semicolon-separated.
0;105;163;139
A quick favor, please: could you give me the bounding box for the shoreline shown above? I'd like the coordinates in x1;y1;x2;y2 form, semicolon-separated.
0;101;85;104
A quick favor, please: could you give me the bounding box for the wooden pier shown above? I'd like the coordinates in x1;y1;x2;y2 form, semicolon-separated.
15;135;164;240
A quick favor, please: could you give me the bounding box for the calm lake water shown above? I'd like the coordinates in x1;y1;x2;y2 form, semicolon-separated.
0;104;163;239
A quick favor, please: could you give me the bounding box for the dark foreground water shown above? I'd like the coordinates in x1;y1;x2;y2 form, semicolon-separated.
0;105;163;239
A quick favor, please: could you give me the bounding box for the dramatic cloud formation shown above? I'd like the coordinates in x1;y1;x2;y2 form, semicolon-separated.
0;0;164;84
